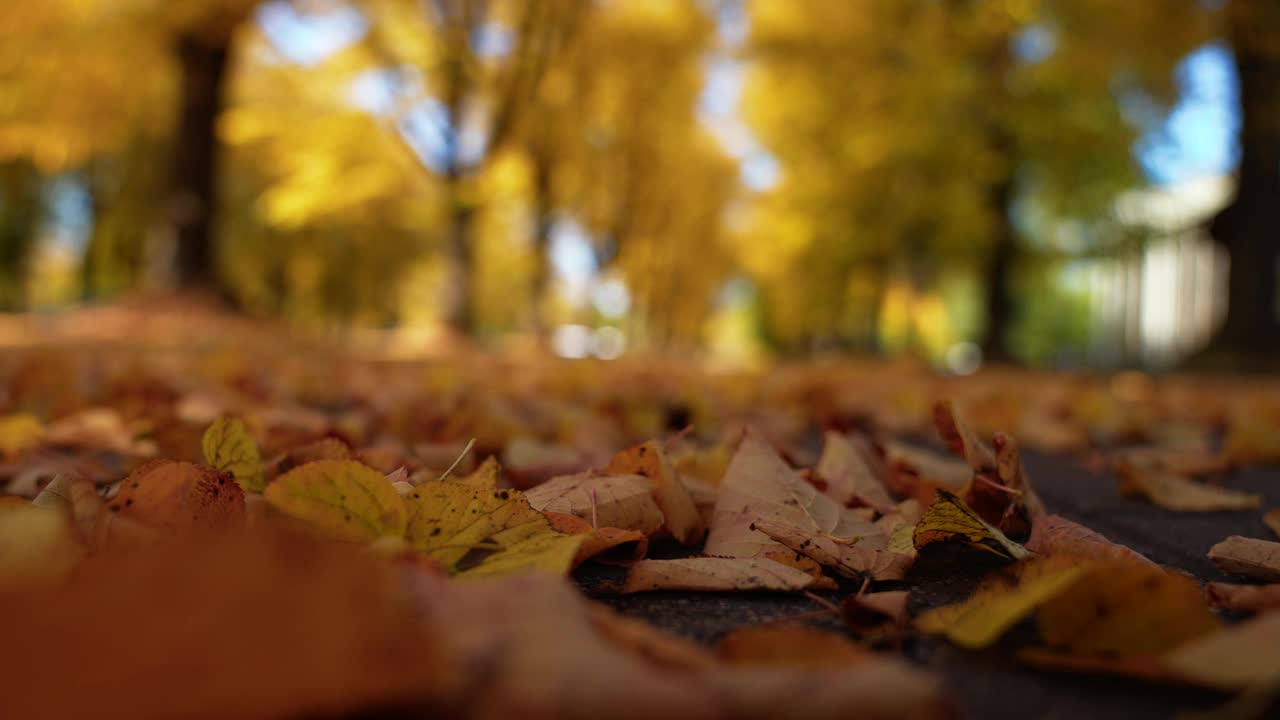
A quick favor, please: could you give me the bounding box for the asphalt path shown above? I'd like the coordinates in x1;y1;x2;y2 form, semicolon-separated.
582;451;1280;720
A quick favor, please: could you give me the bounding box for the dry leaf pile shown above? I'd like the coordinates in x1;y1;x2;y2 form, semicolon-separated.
2;320;1280;718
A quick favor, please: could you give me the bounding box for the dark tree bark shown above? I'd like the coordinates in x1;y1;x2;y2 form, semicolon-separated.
1204;1;1280;359
980;173;1018;364
529;151;556;336
0;162;41;311
171;33;232;292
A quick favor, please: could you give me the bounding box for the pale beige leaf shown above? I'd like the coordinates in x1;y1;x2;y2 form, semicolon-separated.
1209;535;1280;582
813;431;893;508
1118;463;1261;512
752;517;913;581
704;429;867;559
619;556;831;593
1164;611;1280;691
524;473;664;535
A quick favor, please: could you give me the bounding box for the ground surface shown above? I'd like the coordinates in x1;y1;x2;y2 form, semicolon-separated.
587;452;1280;720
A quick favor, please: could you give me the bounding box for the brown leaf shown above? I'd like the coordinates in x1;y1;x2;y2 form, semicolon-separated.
1026;514;1155;568
618;556;836;593
545;511;648;566
524;472;664;535
813;431;894;508
1209;535;1280;582
1117;461;1261;512
842;590;910;636
0;528;450;720
717;626;869;666
1110;446;1233;477
1206;582;1280;613
607;440;705;545
703;428;868;559
883;441;971;502
108;460;246;531
1266;509;1280;540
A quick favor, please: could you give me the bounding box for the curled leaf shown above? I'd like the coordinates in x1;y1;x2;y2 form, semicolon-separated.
607;441;704;545
913;489;1030;561
617;556;834;593
1208;535;1280;583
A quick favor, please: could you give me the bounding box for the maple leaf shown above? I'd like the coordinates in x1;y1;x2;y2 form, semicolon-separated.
264;459;406;542
202;416;265;492
703;428;868;559
751;516;913;581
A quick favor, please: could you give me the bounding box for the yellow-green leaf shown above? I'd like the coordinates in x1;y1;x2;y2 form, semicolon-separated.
202;417;265;492
264;460;406;542
404;481;582;576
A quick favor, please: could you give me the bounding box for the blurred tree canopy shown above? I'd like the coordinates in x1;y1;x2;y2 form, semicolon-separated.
1;0;1274;366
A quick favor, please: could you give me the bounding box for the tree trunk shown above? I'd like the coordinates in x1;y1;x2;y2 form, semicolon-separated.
442;196;477;334
529;153;555;336
171;33;232;292
1204;2;1280;359
0;162;41;311
980;175;1018;364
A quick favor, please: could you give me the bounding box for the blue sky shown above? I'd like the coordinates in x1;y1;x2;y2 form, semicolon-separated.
1137;43;1240;185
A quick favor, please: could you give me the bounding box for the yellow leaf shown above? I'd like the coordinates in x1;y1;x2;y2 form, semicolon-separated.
913;489;1030;561
916;558;1091;649
264;460;406;543
0;413;44;459
452;456;500;489
404;481;582;577
202;417;265;492
0;506;83;587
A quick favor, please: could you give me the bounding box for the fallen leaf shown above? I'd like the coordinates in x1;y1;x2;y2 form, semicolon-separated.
586;603;718;674
1222;418;1280;464
813;431;894;508
109;459;245;531
704;428;868;559
36;475;156;550
1111;446;1233;477
546;511;649;566
913;489;1030;561
717;625;869;666
618;556;836;593
451;455;500;487
1265;509;1280;540
0;528;450;720
1206;582;1280;613
916;558;1091;649
1117;461;1262;512
264;459;405;542
842;590;910;636
752;517;914;581
201;416;265;492
607;440;705;545
1164;611;1280;691
404;479;583;577
1209;535;1280;582
0;505;83;586
409;571;720;719
1026;514;1155;567
0;413;43;459
1036;562;1217;656
882;440;970;504
525;472;664;536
